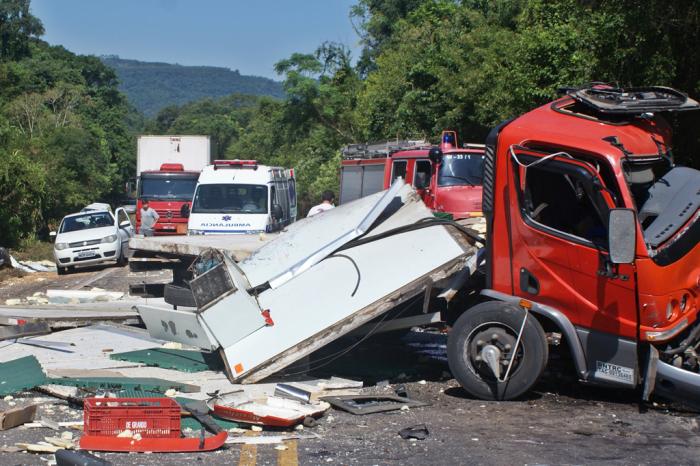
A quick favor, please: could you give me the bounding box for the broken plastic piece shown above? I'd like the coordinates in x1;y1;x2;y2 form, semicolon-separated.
322;395;428;415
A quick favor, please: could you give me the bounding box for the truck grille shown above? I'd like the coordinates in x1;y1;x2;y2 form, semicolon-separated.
69;239;101;248
155;209;181;220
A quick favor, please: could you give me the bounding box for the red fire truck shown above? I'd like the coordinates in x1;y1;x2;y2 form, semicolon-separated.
340;131;485;219
446;85;700;402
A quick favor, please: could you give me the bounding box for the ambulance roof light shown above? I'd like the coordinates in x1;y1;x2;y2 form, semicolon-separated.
213;159;258;170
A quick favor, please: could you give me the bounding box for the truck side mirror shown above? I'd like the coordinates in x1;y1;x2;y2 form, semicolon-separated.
180;203;190;218
272;204;283;221
608;208;636;264
428;147;443;165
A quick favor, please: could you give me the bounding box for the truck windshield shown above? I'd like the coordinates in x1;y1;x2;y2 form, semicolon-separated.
192;184;268;214
625;158;700;262
438;153;484;186
139;176;198;200
60;212;114;233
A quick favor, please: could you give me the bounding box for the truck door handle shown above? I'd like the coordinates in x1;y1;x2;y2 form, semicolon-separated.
519;268;539;295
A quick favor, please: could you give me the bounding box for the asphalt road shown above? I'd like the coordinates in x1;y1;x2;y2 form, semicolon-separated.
0;266;699;465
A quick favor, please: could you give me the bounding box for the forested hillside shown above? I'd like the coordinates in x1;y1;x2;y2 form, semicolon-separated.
101;56;285;117
0;0;137;247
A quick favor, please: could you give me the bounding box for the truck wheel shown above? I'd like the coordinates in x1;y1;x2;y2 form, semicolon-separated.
164;284;197;308
447;301;548;401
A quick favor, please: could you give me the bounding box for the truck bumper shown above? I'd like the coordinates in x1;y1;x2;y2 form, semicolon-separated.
154;223;188;235
655;360;700;403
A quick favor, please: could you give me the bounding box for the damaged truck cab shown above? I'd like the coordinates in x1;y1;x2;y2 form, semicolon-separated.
447;86;700;401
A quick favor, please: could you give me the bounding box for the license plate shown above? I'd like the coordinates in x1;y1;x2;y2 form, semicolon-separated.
77;251;96;259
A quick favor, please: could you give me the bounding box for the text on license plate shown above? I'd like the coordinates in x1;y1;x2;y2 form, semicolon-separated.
77;251;96;258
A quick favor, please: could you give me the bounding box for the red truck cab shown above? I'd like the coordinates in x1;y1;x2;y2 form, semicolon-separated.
340;131;485;219
446;86;700;403
136;163;199;235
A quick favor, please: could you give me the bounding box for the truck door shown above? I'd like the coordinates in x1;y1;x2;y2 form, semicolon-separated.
413;159;432;206
507;148;638;384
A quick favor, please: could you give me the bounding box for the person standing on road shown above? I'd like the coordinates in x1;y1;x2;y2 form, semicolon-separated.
140;200;160;236
307;190;336;217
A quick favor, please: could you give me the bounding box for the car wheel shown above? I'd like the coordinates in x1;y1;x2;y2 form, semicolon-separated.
117;249;128;267
57;266;66;275
447;301;548;401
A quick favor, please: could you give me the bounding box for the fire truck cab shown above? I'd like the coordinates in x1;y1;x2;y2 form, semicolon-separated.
340;131;485;219
447;86;700;402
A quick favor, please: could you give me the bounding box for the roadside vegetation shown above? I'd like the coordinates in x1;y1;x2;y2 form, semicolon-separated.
1;0;699;248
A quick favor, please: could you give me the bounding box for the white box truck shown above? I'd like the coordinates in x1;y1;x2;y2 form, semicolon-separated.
136;135;212;235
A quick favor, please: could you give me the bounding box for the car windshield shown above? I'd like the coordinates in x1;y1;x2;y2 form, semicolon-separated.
438;153;484;186
140;176;198;200
60;212;114;233
192;184;268;214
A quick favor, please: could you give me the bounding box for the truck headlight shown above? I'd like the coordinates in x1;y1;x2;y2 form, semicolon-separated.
54;242;68;251
101;235;118;243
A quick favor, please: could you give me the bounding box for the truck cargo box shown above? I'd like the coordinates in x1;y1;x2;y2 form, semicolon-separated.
135;181;479;382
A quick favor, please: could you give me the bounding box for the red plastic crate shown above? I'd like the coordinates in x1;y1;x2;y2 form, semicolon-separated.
83;397;181;438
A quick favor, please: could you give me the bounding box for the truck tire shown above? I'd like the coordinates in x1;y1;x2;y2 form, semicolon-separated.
447;301;548;401
164;284;197;308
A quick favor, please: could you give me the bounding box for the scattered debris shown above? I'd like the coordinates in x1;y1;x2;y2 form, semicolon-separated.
109;347;222;372
211;393;330;428
322;395;428;415
398;424;429;440
0;404;37;430
0;355;47;396
274;383;312;404
224;433;317;445
0;322;51;341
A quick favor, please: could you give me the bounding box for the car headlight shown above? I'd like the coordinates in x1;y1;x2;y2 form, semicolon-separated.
188;229;204;236
54;242;68;251
101;235;118;243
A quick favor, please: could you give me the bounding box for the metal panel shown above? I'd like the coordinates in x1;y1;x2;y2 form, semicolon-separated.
576;327;637;387
0;356;47;396
190;263;236;309
136;305;219;351
361;164;385;197
240;180;409;289
340;166;363;204
222;193;469;381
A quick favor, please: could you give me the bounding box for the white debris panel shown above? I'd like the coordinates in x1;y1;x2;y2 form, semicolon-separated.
136;181;478;383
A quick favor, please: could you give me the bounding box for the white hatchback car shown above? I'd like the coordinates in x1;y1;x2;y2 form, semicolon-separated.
51;208;134;275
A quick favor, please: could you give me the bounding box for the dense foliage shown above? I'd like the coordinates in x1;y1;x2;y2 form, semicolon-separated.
2;0;699;245
0;0;136;246
101;57;285;117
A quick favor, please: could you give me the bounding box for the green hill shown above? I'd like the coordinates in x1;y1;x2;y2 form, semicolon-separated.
101;56;285;117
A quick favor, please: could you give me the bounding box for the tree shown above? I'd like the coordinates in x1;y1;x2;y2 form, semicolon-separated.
0;0;43;61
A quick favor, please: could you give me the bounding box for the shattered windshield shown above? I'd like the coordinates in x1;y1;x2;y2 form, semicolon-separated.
438;153;484;186
626;158;700;263
192;184;268;214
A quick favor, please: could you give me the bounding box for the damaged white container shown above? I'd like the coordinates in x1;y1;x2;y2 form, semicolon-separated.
136;181;478;382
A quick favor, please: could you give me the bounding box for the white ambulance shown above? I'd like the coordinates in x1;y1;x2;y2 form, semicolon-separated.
187;160;297;235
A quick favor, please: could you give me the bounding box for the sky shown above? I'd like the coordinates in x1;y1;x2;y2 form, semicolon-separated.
30;0;362;80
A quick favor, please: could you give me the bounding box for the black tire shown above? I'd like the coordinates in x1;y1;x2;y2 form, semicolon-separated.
164;284;197;308
56;265;67;275
117;250;128;267
447;301;548;401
